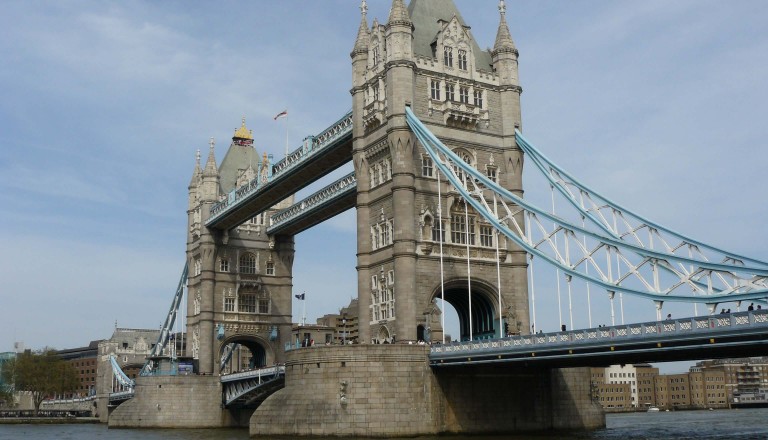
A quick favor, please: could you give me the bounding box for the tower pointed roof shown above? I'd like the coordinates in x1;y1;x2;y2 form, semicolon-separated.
232;116;254;143
189;149;202;188
493;0;517;53
353;0;370;54
388;0;411;26
408;0;493;70
202;137;218;177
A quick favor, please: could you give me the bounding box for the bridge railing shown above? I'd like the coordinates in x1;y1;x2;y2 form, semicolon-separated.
207;111;353;224
220;365;285;383
431;310;768;355
268;172;356;233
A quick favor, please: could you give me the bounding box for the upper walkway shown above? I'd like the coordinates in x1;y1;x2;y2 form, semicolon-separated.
206;111;353;231
430;309;768;368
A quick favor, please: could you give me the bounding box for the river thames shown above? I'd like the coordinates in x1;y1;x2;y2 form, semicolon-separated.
1;409;767;440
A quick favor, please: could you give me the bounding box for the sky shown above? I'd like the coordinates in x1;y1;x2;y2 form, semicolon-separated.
1;1;767;373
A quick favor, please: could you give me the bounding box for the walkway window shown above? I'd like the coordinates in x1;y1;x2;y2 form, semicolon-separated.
458;49;467;70
480;225;493;247
422;155;434;177
430;80;441;100
258;299;269;314
224;297;235;312
444;46;453;67
486;165;497;183
459;86;469;104
266;261;275;276
432;220;446;242
220;258;230;272
239;294;256;313
451;213;475;245
239;253;257;274
446;83;455;102
474;89;483;108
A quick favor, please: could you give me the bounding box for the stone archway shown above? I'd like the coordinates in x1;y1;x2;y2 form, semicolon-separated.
431;278;502;341
219;335;274;373
372;325;392;344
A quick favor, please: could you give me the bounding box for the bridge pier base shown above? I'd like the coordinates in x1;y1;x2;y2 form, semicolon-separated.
250;345;604;437
108;375;239;429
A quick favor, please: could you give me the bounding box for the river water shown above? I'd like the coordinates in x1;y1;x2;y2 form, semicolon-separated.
1;409;767;440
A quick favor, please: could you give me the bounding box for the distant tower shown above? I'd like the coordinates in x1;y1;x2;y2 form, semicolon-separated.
351;0;529;343
186;118;295;374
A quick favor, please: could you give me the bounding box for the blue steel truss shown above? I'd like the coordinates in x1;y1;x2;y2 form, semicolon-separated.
221;365;286;407
405;107;768;308
140;263;188;376
206;111;353;226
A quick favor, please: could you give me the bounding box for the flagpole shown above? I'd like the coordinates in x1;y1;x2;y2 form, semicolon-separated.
284;113;289;157
302;291;306;326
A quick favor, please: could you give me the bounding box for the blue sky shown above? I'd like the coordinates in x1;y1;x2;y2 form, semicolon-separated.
2;1;767;373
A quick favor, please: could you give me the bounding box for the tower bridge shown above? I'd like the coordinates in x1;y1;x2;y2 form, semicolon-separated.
107;0;768;437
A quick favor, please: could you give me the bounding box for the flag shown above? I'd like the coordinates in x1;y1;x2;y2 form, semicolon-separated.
274;110;288;120
295;293;305;300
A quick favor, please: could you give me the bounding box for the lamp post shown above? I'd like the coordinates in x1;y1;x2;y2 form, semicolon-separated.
342;315;347;345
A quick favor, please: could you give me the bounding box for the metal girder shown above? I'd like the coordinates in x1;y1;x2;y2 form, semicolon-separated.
430;310;768;367
221;366;286;408
405;107;768;305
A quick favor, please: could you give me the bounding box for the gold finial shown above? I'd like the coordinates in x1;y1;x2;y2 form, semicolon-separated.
233;116;254;140
196;149;201;165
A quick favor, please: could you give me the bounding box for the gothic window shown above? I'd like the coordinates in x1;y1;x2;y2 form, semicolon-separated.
474;89;484;108
387;270;394;285
194;258;202;276
239;253;257;274
258;299;270;314
370;164;379;187
373;84;380;102
458;49;468;70
432;219;446;242
422;155;433;177
446;83;455;102
224;297;235;312
480;225;494;247
486;165;497;183
266;261;275;276
371;219;393;250
373;46;380;65
452;150;473;183
430;80;441;100
238;293;256;313
451;212;476;245
459;86;469;104
220;258;230;272
443;46;453;67
383;158;392;181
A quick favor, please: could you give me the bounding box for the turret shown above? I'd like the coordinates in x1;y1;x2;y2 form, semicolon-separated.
385;0;413;61
188;149;202;210
492;0;520;87
200;137;219;202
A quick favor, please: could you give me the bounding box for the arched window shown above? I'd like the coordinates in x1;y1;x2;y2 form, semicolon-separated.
239;253;257;274
452;149;473;183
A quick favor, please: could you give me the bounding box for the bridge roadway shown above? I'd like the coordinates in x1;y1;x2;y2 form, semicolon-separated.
220;365;285;408
206;112;353;231
430;309;768;368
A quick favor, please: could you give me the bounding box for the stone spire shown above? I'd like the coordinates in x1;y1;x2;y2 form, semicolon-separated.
493;0;517;54
352;0;370;55
388;0;411;26
189;149;202;189
202;137;218;177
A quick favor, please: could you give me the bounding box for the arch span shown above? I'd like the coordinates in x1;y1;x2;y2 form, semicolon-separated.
219;335;275;373
431;278;502;341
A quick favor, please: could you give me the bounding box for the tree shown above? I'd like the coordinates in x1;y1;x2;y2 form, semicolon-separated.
1;350;79;414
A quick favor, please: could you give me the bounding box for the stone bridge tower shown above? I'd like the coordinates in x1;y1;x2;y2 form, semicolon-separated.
351;0;529;344
186;120;295;375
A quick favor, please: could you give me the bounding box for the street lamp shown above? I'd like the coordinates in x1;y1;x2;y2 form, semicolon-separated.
342;315;347;345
